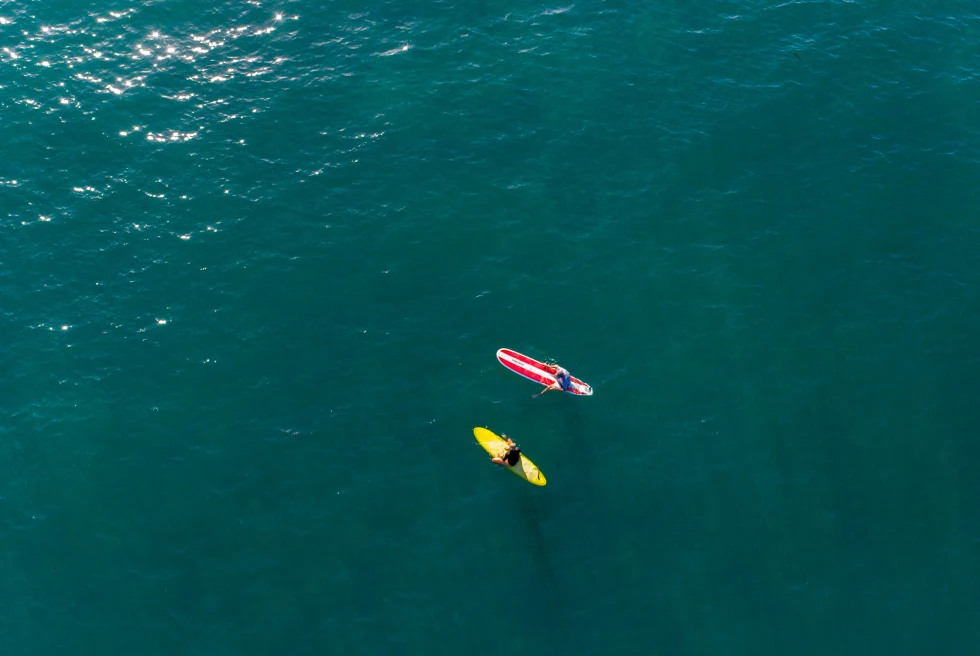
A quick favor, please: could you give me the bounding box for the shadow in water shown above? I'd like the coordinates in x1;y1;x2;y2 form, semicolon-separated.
517;489;568;655
560;400;593;488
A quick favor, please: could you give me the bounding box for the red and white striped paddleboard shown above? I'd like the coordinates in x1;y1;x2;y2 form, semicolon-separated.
496;348;593;396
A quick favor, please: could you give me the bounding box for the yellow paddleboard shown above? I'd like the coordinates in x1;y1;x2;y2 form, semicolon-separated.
473;427;547;486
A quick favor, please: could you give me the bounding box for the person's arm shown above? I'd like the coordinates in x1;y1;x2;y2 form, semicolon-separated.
492;457;505;466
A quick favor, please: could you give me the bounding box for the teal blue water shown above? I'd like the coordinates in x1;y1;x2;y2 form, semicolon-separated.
3;1;980;653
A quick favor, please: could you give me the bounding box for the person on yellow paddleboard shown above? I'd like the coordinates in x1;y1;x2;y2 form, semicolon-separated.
491;435;522;467
534;365;572;397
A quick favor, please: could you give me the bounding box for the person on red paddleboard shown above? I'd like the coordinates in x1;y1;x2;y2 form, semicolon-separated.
534;365;572;397
491;435;522;467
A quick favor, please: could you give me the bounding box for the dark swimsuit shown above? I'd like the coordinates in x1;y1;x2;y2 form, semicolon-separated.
505;446;521;467
555;369;571;391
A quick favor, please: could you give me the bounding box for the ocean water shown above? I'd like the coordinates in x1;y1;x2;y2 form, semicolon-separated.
2;1;980;653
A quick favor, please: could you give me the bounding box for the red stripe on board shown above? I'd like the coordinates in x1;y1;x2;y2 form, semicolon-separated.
498;353;553;385
498;349;557;375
